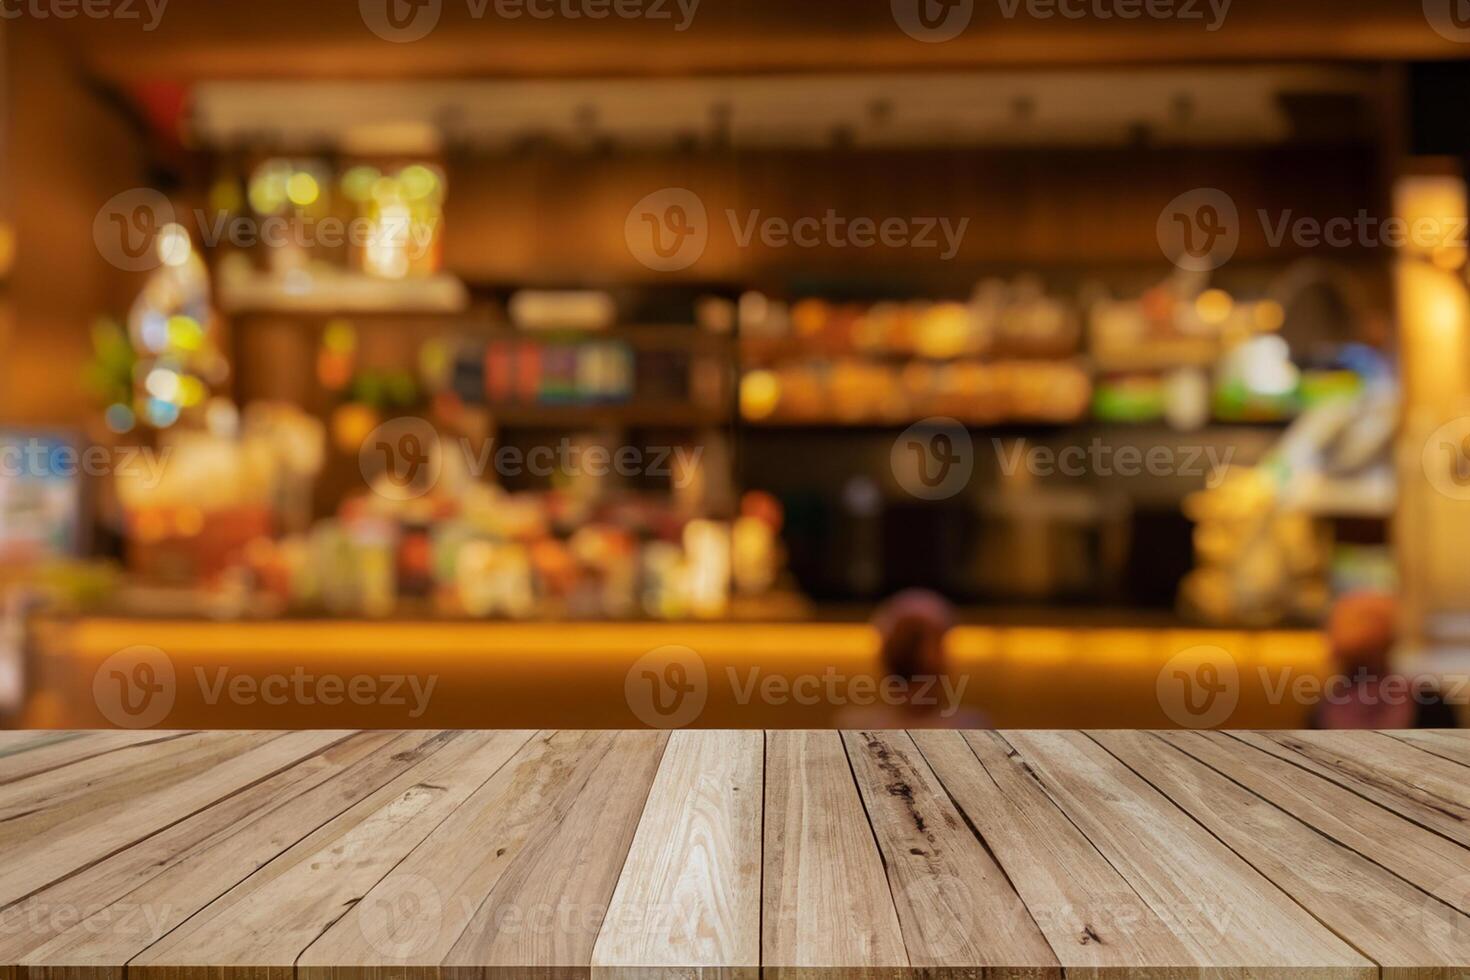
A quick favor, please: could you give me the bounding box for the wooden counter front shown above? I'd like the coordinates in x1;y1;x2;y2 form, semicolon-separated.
21;617;1332;729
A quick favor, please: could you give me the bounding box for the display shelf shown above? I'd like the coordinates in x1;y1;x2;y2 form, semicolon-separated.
489;402;731;428
736;418;1291;432
218;269;470;315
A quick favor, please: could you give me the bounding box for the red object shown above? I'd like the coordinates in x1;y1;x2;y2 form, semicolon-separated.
126;505;274;585
128;82;192;156
485;341;513;404
741;490;785;531
515;342;542;404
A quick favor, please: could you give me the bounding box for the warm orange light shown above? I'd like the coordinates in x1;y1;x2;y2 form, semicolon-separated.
58;618;1320;670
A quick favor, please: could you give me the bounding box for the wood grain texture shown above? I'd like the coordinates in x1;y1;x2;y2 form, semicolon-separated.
128;731;534;978
1;730;1468;979
300;730;617;975
591;730;763;980
0;731;350;909
1093;730;1470;978
0;730;266;844
1000;731;1376;977
762;730;908;979
441;729;670;978
0;731;191;787
1239;730;1470;847
842;730;1058;978
1157;731;1470;916
13;731;453;977
1382;729;1470;768
913;729;1206;977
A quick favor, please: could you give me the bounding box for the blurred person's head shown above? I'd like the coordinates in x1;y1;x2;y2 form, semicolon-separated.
873;589;953;681
1326;591;1397;677
1313;590;1457;730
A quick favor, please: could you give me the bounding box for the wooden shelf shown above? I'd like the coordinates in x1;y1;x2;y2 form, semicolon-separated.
218;269;470;316
740;416;1082;430
483;324;733;352
488;402;730;428
739;417;1293;432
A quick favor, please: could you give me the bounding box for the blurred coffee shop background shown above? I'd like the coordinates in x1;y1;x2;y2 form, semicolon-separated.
1;1;1469;729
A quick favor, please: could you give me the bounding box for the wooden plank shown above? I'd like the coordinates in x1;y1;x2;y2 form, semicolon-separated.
1001;731;1375;977
0;732;102;766
127;731;535;979
762;730;908;980
0;730;349;910
913;729;1205;977
299;730;619;975
590;730;763;980
1291;730;1470;803
441;730;670;978
1240;731;1470;847
0;731;266;843
0;731;193;787
6;731;447;976
0;731;76;756
842;730;1058;978
1383;730;1470;769
1158;730;1470;916
1095;729;1470;978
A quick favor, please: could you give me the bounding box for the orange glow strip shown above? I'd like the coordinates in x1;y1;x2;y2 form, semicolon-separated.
51;619;1326;670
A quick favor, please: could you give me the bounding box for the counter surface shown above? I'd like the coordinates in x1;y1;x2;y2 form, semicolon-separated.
1;729;1468;978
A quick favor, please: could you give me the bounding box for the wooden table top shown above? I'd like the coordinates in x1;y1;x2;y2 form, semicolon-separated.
1;730;1468;979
